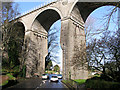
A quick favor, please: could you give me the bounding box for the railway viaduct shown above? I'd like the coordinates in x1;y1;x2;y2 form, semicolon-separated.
12;0;118;80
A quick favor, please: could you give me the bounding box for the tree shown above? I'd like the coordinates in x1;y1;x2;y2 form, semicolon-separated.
2;1;20;49
2;1;21;70
85;5;119;81
105;29;120;81
45;60;53;70
86;28;120;81
53;65;60;73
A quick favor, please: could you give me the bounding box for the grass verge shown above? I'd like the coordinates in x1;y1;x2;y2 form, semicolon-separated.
74;79;86;85
62;78;120;89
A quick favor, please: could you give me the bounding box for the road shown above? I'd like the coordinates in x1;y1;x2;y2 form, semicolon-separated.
4;74;68;90
36;79;68;89
36;74;68;89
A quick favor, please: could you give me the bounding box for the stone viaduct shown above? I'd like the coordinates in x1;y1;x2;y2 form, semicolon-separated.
13;0;118;80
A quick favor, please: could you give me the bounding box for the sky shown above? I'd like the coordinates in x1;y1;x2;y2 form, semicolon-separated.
48;20;62;69
17;2;44;14
85;6;118;41
14;1;119;71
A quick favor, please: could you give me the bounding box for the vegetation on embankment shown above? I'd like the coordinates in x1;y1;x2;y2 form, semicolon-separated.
62;79;86;89
0;75;9;86
62;79;77;89
1;67;26;89
0;73;18;89
62;75;120;89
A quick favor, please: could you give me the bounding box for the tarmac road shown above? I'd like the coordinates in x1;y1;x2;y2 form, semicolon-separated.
4;74;68;90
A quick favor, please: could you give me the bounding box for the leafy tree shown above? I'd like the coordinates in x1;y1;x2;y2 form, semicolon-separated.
53;65;60;73
45;60;53;70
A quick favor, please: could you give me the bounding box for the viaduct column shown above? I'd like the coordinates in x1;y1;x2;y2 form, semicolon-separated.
61;15;88;80
24;30;48;78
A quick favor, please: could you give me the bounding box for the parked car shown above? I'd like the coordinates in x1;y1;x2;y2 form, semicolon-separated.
42;74;49;79
57;74;62;79
50;76;58;82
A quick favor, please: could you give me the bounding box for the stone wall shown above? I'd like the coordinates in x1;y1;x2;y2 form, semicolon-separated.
24;29;47;78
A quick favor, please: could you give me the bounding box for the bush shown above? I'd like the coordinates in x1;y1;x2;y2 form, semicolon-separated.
1;80;8;86
6;73;16;80
100;74;113;81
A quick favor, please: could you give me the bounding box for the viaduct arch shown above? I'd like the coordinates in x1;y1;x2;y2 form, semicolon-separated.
14;0;119;79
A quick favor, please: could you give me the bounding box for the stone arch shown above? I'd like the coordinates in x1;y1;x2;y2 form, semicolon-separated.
14;20;27;31
25;8;62;78
31;7;62;30
31;9;61;32
69;0;118;22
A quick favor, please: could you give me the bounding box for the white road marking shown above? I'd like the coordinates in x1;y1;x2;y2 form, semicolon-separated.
35;80;47;90
34;86;40;90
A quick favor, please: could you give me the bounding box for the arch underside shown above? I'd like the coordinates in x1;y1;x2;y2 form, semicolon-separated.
75;2;119;22
33;9;61;32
